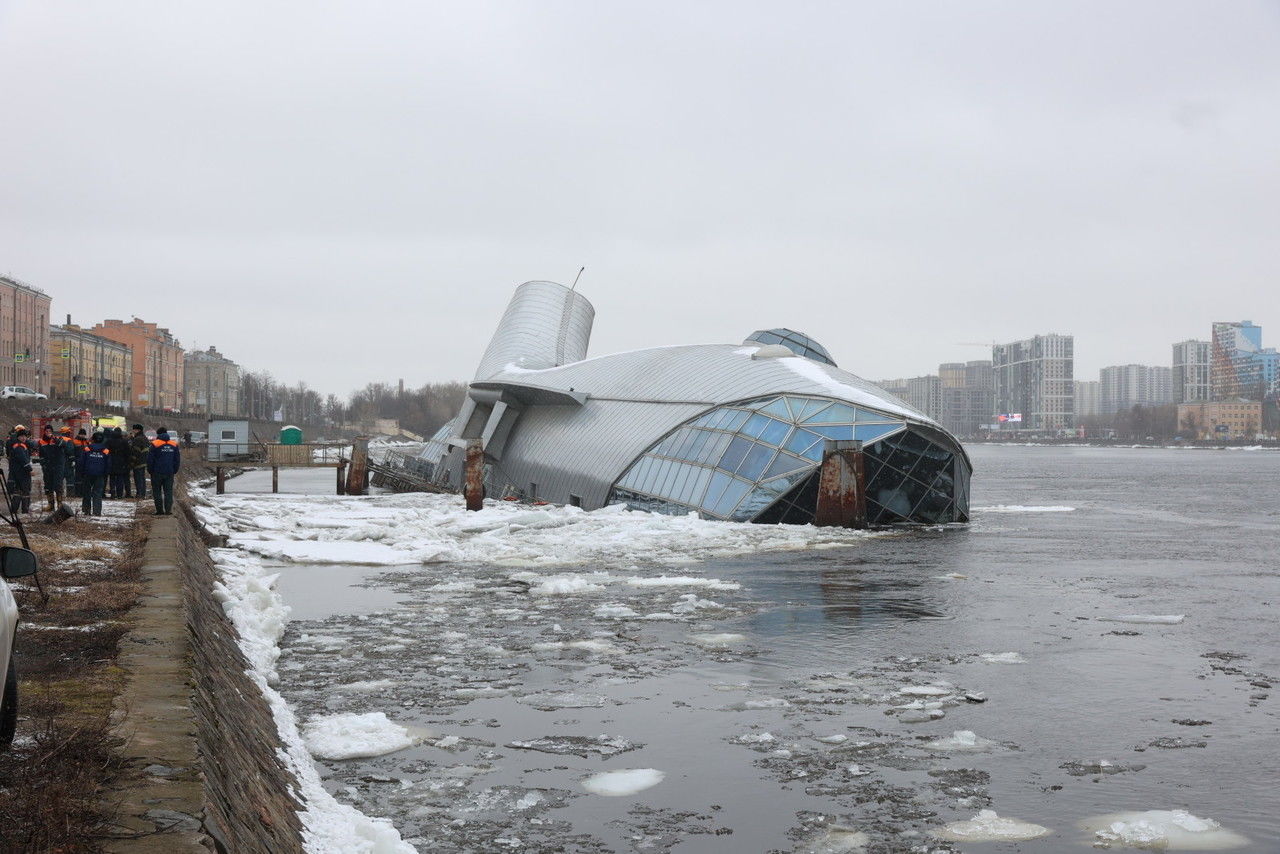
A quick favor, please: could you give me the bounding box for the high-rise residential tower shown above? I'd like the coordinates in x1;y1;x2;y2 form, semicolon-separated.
1211;321;1279;401
1099;364;1173;415
1172;340;1211;404
992;334;1074;431
939;360;994;437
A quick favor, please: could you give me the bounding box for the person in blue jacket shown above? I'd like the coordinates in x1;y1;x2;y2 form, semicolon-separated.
147;427;181;515
80;432;111;516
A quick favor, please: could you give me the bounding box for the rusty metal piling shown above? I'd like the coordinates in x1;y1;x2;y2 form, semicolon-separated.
345;437;369;496
814;439;867;529
464;438;484;511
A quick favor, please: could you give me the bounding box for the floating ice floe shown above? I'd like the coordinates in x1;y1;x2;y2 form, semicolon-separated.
899;685;952;696
515;691;607;711
593;603;639;619
932;810;1051;842
580;768;666;797
972;505;1076;513
980;651;1027;664
727;697;792;711
814;734;848;744
924;730;998;752
799;826;870;852
1083;809;1248;850
507;734;639;758
302;712;416;760
193;488;883;568
1100;614;1186;625
689;632;748;648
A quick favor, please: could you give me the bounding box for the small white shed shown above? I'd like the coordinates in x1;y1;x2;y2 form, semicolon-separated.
207;419;251;461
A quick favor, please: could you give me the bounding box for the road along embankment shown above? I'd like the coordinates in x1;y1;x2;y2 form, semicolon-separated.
104;501;306;853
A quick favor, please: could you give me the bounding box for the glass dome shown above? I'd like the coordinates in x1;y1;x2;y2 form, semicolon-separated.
744;328;836;366
602;394;966;524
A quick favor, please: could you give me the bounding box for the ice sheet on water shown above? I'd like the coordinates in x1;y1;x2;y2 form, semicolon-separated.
625;575;741;590
593;603;640;619
796;826;869;852
192;487;881;568
670;593;722;613
531;639;619;654
932;810;1051;842
525;573;610;595
580;768;666;797
972;504;1076;512
506;734;641;758
1100;614;1186;625
515;691;607;711
208;551;417;852
302;712;416;760
690;632;748;648
726;697;792;711
980;652;1027;664
1084;809;1249;850
924;730;998;752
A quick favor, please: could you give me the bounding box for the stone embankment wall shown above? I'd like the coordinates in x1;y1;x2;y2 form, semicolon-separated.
176;507;307;853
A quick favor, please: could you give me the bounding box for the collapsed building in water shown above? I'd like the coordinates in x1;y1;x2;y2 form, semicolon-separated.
417;281;971;525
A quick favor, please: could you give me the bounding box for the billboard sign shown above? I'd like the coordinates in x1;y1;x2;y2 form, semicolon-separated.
996;413;1023;423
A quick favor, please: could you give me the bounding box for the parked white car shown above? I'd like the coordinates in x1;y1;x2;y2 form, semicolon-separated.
1;546;41;750
0;386;46;401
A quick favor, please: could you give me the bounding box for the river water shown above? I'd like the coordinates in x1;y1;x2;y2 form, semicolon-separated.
232;446;1280;852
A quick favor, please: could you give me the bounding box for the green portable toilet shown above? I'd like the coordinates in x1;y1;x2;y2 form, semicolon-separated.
279;425;303;445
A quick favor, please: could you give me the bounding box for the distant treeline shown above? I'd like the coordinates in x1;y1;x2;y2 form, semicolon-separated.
239;371;466;437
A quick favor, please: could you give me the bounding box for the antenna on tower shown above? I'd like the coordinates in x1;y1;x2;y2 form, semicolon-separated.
570;266;585;292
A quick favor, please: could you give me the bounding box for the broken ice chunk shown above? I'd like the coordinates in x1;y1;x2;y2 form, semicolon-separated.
932;809;1051;842
580;768;666;797
1084;809;1248;849
301;712;415;760
690;632;748;648
980;652;1026;664
925;730;998;752
1099;614;1186;625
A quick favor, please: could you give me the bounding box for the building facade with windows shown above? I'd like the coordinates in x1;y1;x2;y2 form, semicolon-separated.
1177;400;1263;440
418;281;972;526
184;346;242;416
875;375;942;423
1074;380;1100;420
48;324;132;404
1211;321;1279;401
0;275;53;393
938;361;994;438
992;334;1074;431
1099;364;1173;415
91;319;184;410
1172;340;1212;404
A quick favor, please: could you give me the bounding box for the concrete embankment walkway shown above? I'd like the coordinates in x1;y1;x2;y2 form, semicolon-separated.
103;515;208;851
101;509;306;853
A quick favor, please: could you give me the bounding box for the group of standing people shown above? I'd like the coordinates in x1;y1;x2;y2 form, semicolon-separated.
4;423;182;517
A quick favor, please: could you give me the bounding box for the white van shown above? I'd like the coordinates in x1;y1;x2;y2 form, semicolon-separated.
1;546;41;749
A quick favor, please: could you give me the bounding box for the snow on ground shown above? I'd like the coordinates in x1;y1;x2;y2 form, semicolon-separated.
302;712;416;760
1083;809;1249;850
189;487;884;568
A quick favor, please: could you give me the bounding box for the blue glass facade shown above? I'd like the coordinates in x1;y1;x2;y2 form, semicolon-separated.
606;394;966;524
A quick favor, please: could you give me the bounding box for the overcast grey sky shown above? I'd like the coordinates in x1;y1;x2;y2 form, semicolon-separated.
2;1;1277;396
